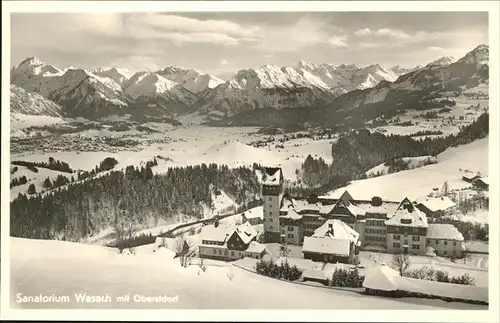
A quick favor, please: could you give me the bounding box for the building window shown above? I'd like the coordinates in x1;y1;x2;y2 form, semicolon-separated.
444;251;447;255
231;251;235;256
268;197;272;202
444;241;448;245
435;240;439;245
269;211;273;216
393;243;401;248
453;241;456;246
288;226;294;231
269;225;273;230
412;236;420;241
393;234;401;240
427;239;431;245
213;249;217;254
452;251;456;255
411;244;420;250
287;234;294;238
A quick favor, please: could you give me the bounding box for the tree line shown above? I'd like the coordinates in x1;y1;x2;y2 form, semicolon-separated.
12;157;74;173
10;163;262;242
300;113;488;188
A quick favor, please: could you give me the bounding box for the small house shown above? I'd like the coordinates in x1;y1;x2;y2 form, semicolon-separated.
462;173;481;183
472;177;489;191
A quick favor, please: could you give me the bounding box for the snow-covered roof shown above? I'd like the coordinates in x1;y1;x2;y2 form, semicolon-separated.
233;222;258;244
400;276;488;303
359;202;400;216
312;219;360;243
362;265;401;291
245;241;267;254
303;220;359;256
363;265;488;303
319;204;336;215
462;173;481;180
416;196;456;212
200;223;236;243
385;204;428;228
302;236;351;257
261;167;283;186
302;269;328;281
473;177;489;185
280;206;303;220
242;206;264;219
426;224;464;241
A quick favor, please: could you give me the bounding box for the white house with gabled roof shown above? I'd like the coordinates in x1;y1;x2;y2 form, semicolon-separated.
302;219;361;264
385;197;428;255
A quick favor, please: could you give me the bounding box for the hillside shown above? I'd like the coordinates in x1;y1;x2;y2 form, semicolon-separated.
9;237;484;310
325;136;488;201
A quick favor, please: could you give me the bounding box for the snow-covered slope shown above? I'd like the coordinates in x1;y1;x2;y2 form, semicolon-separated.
10;57;62;88
458;44;489;65
390;65;422;77
123;72;199;114
196;65;339;118
9;237;484;310
92;67;136;85
325;136;488;201
326;45;489;115
296;62;398;92
365;156;437;177
157;65;224;94
426;56;457;67
10;84;62;117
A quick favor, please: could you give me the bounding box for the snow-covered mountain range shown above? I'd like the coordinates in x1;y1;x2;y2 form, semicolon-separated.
10;45;488;123
210;45;489;128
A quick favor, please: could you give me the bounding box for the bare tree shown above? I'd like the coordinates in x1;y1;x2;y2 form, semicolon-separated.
390;253;411;276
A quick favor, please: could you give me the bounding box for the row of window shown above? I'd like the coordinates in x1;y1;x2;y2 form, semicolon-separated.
389;226;426;234
303;216;321;222
366;220;385;227
365;229;385;234
427;239;457;246
392;234;420;241
392;243;420;250
203;240;223;245
365;235;385;241
303;223;321;229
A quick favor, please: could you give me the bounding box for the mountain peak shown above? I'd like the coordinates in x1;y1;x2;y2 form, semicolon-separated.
426;56;456;67
458;44;489;65
18;56;45;67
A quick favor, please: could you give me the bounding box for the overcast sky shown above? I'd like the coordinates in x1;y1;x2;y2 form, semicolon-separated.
10;12;488;79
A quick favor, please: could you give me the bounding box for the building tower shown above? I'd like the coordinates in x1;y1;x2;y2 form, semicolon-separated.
262;166;284;243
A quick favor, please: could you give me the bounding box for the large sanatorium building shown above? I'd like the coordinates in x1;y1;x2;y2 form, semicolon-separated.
262;167;465;259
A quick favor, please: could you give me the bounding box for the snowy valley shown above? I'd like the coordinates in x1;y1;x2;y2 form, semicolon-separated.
6;42;492;312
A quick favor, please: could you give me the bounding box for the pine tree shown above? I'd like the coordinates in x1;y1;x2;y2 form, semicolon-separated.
43;177;53;189
27;184;36;195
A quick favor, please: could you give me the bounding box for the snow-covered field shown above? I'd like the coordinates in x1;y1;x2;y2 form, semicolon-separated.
8;237;487;310
11;124;335;182
326;136;488;202
9;165;74;201
365;156;437;177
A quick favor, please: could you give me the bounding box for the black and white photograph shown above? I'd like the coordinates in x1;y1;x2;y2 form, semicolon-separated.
1;1;499;321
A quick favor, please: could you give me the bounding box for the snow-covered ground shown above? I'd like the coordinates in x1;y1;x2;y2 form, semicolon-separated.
326;136;488;202
365;156;437;177
9;165;75;201
8;237;486;310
